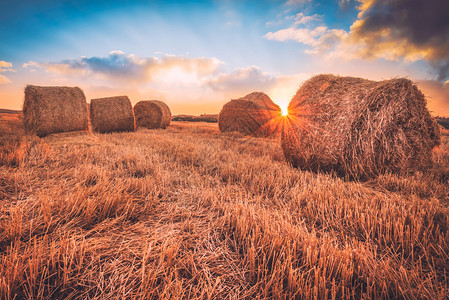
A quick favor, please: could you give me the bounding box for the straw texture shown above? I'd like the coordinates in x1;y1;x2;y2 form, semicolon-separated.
218;92;281;137
134;100;171;129
90;96;135;133
282;74;441;179
23;85;88;137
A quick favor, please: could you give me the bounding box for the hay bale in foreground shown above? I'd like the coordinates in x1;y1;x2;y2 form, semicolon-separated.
90;96;135;133
218;92;282;137
134;100;171;129
23;85;88;137
282;74;441;179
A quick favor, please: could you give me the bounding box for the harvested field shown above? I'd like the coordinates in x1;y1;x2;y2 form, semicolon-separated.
1;115;448;299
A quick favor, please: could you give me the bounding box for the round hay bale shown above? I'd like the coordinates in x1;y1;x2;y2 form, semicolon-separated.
282;74;441;179
23;85;88;137
90;96;135;133
218;92;282;137
134;100;171;129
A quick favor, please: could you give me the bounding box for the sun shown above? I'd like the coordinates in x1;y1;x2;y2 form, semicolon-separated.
280;104;288;116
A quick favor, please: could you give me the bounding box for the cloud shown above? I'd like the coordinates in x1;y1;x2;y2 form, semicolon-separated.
24;51;223;84
294;13;321;25
0;61;13;84
19;50;311;113
349;0;449;80
0;74;11;85
265;25;349;57
204;66;309;108
338;0;351;8
0;61;13;72
285;0;312;5
265;0;449;81
265;26;328;45
205;66;276;93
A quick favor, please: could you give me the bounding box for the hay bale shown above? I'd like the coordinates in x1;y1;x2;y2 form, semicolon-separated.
134;100;171;129
282;74;441;179
218;92;282;137
90;96;135;133
23;85;88;137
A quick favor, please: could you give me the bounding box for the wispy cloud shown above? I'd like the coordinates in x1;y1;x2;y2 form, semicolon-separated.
338;0;351;8
294;13;321;25
205;66;276;93
0;75;11;85
0;61;14;72
0;61;14;85
285;0;312;5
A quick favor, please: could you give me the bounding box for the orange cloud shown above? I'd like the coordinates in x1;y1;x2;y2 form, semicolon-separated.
24;52;223;85
0;61;13;85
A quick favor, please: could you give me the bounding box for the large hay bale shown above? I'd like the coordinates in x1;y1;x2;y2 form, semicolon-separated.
90;96;135;133
23;85;88;137
282;74;441;179
134;100;171;129
218;92;282;137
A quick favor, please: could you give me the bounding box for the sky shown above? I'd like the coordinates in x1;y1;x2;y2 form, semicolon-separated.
1;0;449;116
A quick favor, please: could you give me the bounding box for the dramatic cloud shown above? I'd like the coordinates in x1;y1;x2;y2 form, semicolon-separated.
24;51;223;84
350;0;449;80
265;0;449;81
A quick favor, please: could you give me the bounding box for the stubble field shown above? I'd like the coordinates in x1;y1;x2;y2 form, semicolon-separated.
1;113;449;299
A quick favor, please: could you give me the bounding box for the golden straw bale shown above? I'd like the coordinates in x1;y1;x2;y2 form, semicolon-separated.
22;85;88;137
282;74;441;179
218;92;282;137
90;96;135;133
134;100;171;129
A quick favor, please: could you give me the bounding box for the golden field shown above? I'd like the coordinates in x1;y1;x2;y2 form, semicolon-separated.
1;113;449;299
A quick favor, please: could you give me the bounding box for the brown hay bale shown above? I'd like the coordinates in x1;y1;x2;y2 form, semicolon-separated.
90;96;135;133
23;85;88;137
282;74;441;179
134;100;171;129
218;92;282;137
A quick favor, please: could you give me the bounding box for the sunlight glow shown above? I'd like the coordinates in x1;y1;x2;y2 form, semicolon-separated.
280;103;289;116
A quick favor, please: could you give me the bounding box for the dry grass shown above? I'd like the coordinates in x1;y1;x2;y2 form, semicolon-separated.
1;115;448;299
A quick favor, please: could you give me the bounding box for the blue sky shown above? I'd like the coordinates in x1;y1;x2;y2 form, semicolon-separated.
1;0;448;115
